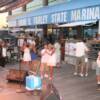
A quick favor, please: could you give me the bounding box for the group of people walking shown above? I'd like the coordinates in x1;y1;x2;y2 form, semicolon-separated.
65;38;100;90
18;34;61;80
40;41;61;80
73;39;89;77
65;39;89;77
18;34;38;71
0;33;100;90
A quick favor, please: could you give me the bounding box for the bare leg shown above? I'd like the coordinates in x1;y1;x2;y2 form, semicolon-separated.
49;66;54;80
40;63;44;78
74;58;79;75
97;75;100;84
85;63;88;73
80;65;84;74
75;65;78;73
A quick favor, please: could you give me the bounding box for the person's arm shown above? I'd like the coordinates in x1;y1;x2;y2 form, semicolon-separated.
20;45;25;52
51;48;55;55
97;57;100;66
45;49;51;55
84;43;89;52
41;50;46;56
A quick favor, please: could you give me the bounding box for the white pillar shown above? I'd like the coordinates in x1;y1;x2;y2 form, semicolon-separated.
98;20;100;34
43;0;48;6
35;25;37;35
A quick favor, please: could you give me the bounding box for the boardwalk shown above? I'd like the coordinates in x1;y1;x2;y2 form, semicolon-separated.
0;63;99;100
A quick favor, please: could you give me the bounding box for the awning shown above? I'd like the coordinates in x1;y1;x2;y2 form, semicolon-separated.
8;0;100;27
57;20;97;27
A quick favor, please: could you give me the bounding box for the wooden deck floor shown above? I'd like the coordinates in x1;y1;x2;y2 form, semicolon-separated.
53;63;100;100
0;63;100;100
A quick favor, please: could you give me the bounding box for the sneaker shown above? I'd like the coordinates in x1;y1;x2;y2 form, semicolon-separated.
97;84;100;87
85;73;88;77
79;73;84;77
73;72;78;76
96;87;100;91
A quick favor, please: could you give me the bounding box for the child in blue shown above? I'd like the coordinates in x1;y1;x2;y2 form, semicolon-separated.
30;44;38;74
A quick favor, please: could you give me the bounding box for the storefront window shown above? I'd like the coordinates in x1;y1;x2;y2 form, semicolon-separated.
84;26;98;39
48;0;72;5
17;18;27;26
26;0;43;11
12;7;23;15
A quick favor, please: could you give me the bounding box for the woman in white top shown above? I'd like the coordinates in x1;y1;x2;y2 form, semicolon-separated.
22;43;31;70
47;43;56;80
96;51;100;87
40;43;49;78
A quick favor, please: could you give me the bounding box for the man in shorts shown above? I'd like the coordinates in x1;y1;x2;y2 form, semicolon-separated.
74;39;89;77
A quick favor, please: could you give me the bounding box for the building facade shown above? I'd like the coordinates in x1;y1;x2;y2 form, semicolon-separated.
7;0;100;39
7;0;73;27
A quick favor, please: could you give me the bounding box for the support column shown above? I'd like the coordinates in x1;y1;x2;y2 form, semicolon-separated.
22;5;26;12
98;20;100;34
8;11;12;15
43;0;48;39
43;0;48;6
76;26;83;39
43;25;48;38
35;25;37;35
